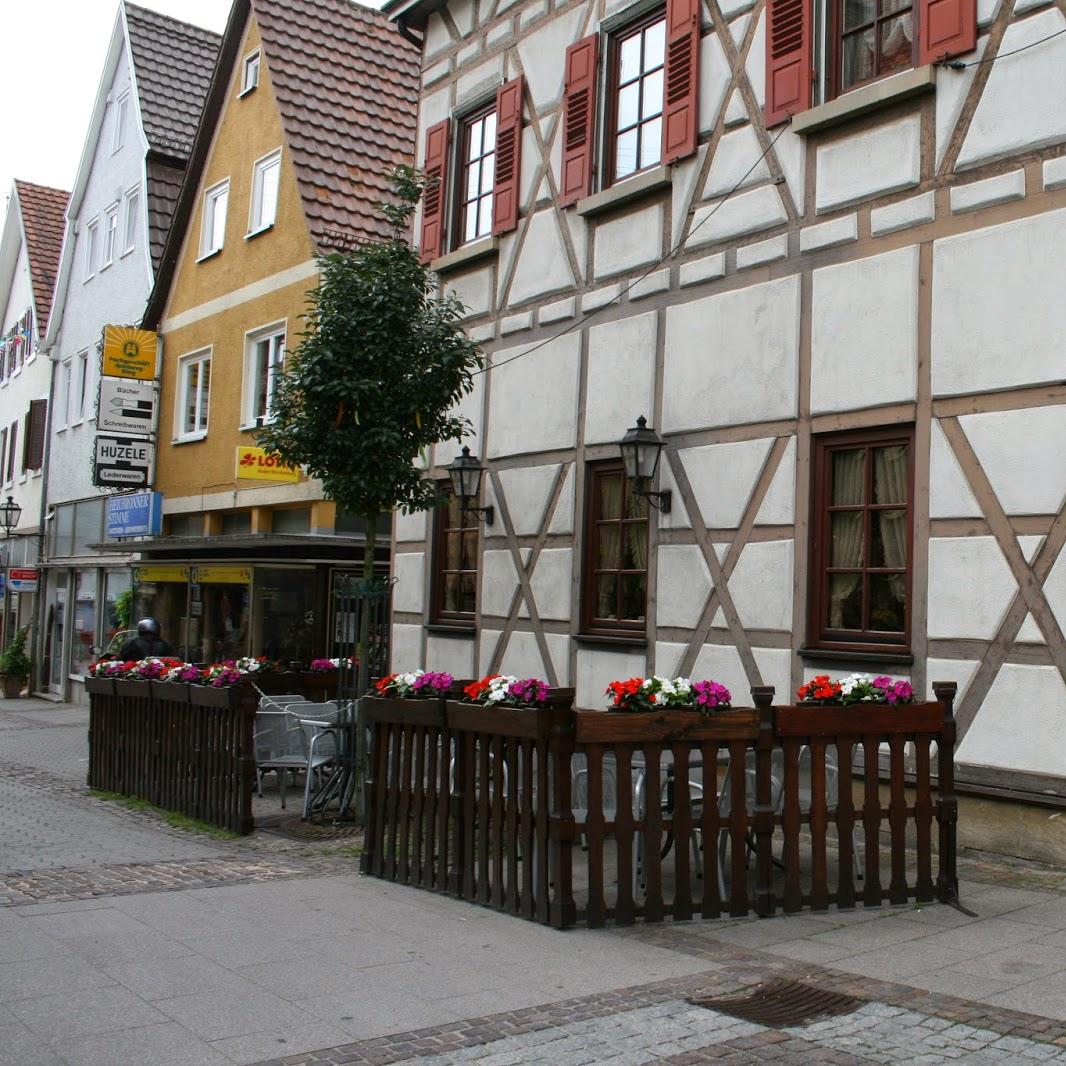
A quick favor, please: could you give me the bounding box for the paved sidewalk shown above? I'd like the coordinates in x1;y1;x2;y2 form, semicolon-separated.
3;697;1066;1065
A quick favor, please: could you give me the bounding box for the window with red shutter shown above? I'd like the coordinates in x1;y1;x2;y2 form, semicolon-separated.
765;0;812;125
561;35;599;206
663;0;700;164
492;77;524;236
419;118;451;265
454;105;497;246
918;0;976;65
25;399;47;472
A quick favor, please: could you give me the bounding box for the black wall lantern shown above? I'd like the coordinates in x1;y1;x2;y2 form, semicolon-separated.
0;495;22;536
447;446;495;525
617;416;671;512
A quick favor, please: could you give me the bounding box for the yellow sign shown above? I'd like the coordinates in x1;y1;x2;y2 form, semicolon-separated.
191;566;251;585
133;565;189;583
235;446;300;482
102;326;158;381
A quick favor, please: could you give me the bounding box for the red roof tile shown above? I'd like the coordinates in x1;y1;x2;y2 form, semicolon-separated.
14;181;69;337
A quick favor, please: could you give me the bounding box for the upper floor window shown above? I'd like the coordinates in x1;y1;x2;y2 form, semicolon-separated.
455;105;496;246
607;11;666;185
249;150;281;234
5;420;17;484
430;483;479;625
102;205;119;268
243;324;285;426
176;350;211;441
84;218;100;279
57;358;72;430
581;461;649;635
71;350;89;425
23;399;46;472
122;188;139;255
808;427;913;653
200;179;229;258
112;91;130;152
241;50;261;95
835;0;915;94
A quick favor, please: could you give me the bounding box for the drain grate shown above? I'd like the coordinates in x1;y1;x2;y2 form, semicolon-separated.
689;979;864;1029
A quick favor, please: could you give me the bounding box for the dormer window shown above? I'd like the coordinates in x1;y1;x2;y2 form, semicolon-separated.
241;50;261;96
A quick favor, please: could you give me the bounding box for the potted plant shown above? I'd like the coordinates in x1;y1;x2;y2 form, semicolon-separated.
368;669;455;727
449;674;571;740
0;625;30;698
780;672;938;735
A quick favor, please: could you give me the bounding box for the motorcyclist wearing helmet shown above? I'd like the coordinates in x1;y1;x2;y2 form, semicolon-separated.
117;618;175;660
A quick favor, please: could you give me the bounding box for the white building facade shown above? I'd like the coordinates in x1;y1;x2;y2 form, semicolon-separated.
39;4;219;700
386;0;1066;855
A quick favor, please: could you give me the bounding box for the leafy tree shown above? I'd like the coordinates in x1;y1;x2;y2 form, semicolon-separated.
258;166;483;580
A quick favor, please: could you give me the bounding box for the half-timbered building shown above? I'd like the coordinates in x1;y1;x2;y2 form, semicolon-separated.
385;0;1066;860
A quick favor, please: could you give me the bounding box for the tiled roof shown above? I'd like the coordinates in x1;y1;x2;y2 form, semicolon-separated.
14;181;69;337
145;158;186;276
254;0;421;249
125;2;222;160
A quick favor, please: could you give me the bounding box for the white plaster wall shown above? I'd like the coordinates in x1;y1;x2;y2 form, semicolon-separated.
493;463;560;534
727;539;793;631
394;507;430;542
391;623;423;670
699;33;731;135
925;658;980;702
446;265;494;319
958;9;1066;168
48;44;153;510
815;116;921;212
547;464;574;534
392;551;425;614
677;437;773;528
455;54;504;107
481;548;522;617
594;204;663;279
584;312;657;444
663;275;800;432
704;126;771;198
932;209;1066;396
810;246;919;413
692;642;748;700
957;663;1066;776
686;184;787;248
576;647;647;709
656;544;712;629
756;437;795;525
960;406;1066;515
487;333;579;457
927;537;1016;639
495;630;552;681
929;419;981;518
1035;542;1066;627
743;11;766;109
425;633;476;677
516;5;586;112
753;647;792;703
450;369;484;450
936;38;987;168
506;209;576;305
528;547;572;620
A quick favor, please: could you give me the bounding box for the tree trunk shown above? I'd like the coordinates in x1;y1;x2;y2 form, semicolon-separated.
353;511;379;824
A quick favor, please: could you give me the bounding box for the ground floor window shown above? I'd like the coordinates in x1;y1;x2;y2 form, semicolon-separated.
809;426;913;652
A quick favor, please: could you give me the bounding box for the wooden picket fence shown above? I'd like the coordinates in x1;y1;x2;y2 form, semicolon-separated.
361;683;959;928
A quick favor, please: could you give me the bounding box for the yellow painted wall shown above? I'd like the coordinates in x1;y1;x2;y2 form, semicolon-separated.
155;14;319;504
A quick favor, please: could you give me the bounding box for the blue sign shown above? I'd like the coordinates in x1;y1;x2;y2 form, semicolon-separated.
105;492;163;538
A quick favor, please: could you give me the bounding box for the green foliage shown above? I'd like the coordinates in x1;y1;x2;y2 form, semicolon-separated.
257;166;483;527
113;588;133;631
0;625;30;679
90;790;240;839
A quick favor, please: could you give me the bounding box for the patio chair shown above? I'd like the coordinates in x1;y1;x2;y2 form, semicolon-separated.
253;709;308;809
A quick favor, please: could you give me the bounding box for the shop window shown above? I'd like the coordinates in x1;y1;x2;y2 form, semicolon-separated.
272;507;310;534
73;498;103;557
581;461;649;635
809;427;913;652
221;511;252;535
430;484;478;625
168;513;202;538
71;569;98;677
253;568;316;663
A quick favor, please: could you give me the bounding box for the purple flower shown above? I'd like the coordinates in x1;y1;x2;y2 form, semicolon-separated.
692;680;731;709
506;678;549;705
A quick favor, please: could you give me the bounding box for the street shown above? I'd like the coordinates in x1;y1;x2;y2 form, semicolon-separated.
2;698;1066;1065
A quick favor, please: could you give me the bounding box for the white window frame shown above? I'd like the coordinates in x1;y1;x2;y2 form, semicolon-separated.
102;205;119;269
71;350;89;425
84;218;100;280
241;49;261;95
174;349;212;442
199;179;229;259
248;149;282;235
122;187;140;256
112;91;130;153
241;321;286;429
57;359;72;431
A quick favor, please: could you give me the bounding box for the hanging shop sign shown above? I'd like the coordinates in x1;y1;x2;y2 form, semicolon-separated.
7;568;39;593
105;492;163;539
102;326;159;381
190;566;251;585
235;446;300;483
94;435;154;488
98;377;157;435
132;565;189;583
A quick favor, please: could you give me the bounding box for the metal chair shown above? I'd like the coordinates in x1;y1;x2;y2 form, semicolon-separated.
253;709;308;809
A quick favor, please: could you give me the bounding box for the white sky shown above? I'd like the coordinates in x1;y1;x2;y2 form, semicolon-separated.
1;0;388;216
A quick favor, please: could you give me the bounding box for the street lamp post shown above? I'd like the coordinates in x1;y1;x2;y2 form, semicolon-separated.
0;495;23;651
616;416;672;513
447;446;495;525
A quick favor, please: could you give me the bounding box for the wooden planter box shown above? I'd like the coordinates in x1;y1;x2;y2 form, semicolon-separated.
84;677;116;697
576;706;758;744
774;701;943;738
365;695;446;727
115;679;152;700
150;681;191;704
191;684;240;710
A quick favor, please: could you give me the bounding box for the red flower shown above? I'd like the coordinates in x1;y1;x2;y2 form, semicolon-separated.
374;674;397;694
463;675;500;701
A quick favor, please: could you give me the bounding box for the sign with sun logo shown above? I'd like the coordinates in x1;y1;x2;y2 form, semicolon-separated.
102;326;159;381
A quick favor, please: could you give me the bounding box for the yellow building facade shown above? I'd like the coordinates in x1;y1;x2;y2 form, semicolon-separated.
138;0;419;663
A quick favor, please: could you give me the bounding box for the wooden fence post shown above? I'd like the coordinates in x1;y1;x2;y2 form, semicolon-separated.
933;681;959;905
548;695;577;929
751;685;777;918
237;683;258;835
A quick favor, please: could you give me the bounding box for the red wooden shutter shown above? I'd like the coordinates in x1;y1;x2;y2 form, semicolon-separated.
918;0;976;64
764;0;812;127
419;118;451;264
492;77;524;236
25;399;47;471
560;35;599;207
663;0;700;164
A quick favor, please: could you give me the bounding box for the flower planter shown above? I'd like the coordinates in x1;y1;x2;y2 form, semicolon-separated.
774;701;942;738
446;700;555;739
576;706;759;744
190;684;241;710
150;681;191;705
115;679;152;700
84;677;116;697
2;675;26;699
364;694;446;728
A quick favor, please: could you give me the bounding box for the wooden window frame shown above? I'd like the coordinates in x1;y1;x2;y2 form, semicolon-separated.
430;482;479;628
808;425;915;655
452;101;497;250
581;460;650;637
604;6;668;190
824;0;918;101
